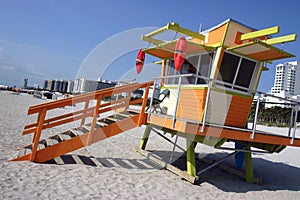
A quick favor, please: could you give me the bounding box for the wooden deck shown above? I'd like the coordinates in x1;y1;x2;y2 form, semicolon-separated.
148;114;300;148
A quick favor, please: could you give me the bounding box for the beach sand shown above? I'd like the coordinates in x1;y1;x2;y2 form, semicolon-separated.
1;90;300;199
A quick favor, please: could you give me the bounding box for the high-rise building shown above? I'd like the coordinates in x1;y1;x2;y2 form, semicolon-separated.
43;80;48;89
23;77;28;89
67;81;74;93
271;61;300;95
48;80;55;91
265;61;300;108
54;80;61;91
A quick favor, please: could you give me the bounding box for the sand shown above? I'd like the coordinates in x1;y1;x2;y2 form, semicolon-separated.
1;90;300;199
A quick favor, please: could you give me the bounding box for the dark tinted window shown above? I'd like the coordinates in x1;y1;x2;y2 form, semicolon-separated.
217;53;240;84
235;58;256;88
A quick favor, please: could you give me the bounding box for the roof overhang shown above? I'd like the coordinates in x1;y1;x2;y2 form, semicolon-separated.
143;40;216;59
226;40;295;61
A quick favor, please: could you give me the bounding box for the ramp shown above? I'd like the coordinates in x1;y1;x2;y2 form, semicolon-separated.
11;81;153;163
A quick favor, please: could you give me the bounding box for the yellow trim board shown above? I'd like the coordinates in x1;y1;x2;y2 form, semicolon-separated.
240;26;279;41
264;34;297;45
142;22;206;45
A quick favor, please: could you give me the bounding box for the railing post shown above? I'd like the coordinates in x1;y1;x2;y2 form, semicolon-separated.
86;95;102;146
251;93;261;140
288;106;295;137
138;83;151;126
30;107;47;161
172;76;182;128
147;79;157;121
80;100;90;127
201;78;211;133
291;105;299;144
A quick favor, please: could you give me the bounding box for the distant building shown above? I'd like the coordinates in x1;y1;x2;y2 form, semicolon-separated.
60;80;68;93
47;80;55;91
67;81;74;93
53;80;61;92
73;78;117;93
43;80;48;90
23;77;28;89
265;61;300;108
271;61;300;96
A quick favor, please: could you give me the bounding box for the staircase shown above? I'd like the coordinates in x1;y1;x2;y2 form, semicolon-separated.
11;81;153;163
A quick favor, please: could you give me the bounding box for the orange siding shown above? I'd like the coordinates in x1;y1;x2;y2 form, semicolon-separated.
206;24;227;46
225;95;253;127
177;89;207;121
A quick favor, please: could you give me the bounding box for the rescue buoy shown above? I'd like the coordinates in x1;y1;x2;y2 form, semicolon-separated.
174;36;187;71
136;49;145;74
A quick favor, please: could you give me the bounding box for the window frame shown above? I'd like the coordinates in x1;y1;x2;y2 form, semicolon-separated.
215;51;259;94
164;51;215;86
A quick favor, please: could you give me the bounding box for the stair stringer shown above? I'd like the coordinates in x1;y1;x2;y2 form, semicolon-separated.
11;113;144;163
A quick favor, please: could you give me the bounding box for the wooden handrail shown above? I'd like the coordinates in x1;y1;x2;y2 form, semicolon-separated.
23;81;153;135
27;82;152;114
25;81;153;161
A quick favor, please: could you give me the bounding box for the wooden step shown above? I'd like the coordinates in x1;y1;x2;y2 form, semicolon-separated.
116;112;132;118
45;138;60;147
56;133;72;142
99;118;117;125
95;121;108;127
79;125;91;133
18;145;32;157
38;141;46;150
112;114;128;121
70;129;85;136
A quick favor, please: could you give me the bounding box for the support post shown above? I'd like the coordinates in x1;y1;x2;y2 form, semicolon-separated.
80;100;90;127
186;138;196;177
244;143;255;183
138;83;150;126
251;93;261;139
86;95;102;146
30;107;47;161
173;76;182;128
140;125;152;150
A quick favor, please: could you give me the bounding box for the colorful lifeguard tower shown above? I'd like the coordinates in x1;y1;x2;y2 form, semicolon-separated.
11;19;299;184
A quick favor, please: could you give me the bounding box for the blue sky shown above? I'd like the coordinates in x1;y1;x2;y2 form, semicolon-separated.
0;0;299;92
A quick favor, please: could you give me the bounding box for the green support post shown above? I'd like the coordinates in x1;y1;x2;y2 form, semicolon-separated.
244;143;255;183
186;138;196;177
140;125;152;150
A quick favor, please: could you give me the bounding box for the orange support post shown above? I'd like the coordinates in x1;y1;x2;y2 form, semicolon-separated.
86;95;102;146
138;83;150;126
80;100;90;127
30;107;47;161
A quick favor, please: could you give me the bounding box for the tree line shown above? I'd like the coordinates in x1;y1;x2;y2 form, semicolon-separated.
248;103;300;126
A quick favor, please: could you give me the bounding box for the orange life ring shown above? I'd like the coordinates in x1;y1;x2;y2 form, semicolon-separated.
174;36;187;71
136;49;145;74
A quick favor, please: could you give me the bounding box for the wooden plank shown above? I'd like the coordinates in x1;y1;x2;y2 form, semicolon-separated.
148;115;300;147
167;22;205;41
135;147;197;184
240;26;279;41
45;138;59;146
265;34;297;45
27;81;153;114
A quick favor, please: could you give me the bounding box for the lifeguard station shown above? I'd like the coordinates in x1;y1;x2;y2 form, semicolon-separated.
11;19;300;184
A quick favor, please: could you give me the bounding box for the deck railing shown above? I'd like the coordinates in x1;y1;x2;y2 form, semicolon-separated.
24;81;153;161
148;74;300;144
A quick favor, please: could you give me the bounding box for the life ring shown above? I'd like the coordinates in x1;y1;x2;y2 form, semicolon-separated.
174;36;187;71
136;49;145;74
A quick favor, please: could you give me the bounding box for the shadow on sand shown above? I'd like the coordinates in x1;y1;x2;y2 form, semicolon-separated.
44;150;300;192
